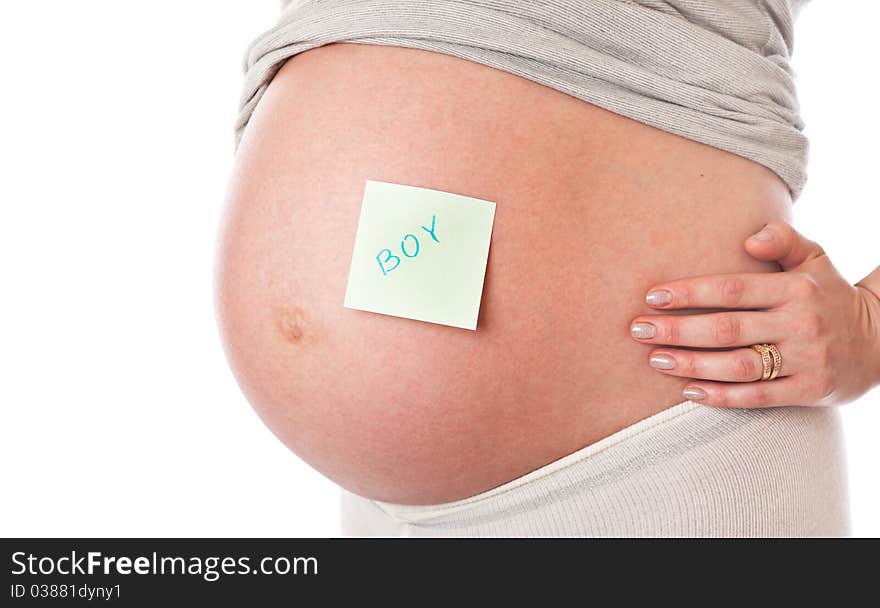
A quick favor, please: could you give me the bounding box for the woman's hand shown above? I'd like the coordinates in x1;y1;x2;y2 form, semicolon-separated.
629;221;880;408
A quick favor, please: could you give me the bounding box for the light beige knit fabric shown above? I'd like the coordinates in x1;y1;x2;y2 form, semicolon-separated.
341;399;849;537
240;0;813;199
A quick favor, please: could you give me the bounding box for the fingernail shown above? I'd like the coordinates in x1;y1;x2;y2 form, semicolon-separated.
682;387;707;401
645;289;673;306
649;354;676;369
751;230;773;241
630;322;655;339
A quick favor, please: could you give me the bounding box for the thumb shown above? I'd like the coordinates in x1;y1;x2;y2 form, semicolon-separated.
744;221;826;271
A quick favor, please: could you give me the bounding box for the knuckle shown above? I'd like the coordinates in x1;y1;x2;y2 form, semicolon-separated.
735;354;759;381
718;276;746;307
713;314;741;346
677;352;697;376
662;320;680;344
792;272;820;298
673;284;693;307
801;234;827;258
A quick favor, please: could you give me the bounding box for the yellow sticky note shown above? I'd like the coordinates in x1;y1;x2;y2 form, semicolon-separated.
343;180;496;330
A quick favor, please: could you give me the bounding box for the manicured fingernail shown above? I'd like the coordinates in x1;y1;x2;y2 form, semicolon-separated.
751;230;773;241
645;289;672;306
682;387;707;400
630;322;655;339
649;354;676;369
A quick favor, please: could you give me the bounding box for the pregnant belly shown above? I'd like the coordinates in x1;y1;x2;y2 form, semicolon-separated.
216;43;792;504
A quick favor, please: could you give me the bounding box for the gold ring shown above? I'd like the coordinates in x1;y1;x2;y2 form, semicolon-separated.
766;343;782;380
751;343;782;381
751;344;773;381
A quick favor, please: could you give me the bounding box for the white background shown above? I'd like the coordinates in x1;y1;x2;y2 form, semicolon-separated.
0;1;877;537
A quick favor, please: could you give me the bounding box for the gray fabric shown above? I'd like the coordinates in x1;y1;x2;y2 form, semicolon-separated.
241;1;812;200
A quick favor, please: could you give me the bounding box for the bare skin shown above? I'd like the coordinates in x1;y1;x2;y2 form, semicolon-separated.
215;43;873;505
630;222;880;407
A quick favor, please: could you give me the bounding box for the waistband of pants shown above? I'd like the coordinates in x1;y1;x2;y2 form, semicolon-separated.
370;398;703;523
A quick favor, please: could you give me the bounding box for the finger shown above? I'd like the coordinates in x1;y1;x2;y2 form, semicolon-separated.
681;375;809;408
631;310;788;347
644;272;801;310
647;346;791;382
744;221;826;271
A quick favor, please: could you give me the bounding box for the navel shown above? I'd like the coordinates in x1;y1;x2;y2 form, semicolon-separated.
276;306;309;344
